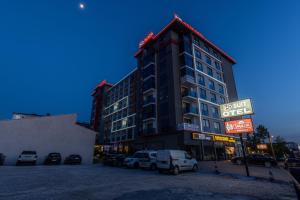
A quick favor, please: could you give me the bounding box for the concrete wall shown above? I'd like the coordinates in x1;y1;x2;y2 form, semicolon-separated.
0;114;96;165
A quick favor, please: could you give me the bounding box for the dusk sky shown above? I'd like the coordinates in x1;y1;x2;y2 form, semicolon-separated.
0;1;299;142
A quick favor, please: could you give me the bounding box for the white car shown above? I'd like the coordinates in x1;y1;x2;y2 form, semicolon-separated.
123;151;145;168
16;151;38;165
138;151;157;170
156;150;198;175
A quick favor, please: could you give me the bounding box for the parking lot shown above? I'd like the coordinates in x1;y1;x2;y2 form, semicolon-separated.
0;162;297;200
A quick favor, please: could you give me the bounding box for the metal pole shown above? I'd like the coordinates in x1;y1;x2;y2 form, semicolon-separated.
239;133;250;177
269;134;276;160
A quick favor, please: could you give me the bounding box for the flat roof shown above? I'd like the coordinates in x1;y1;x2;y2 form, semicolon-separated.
135;15;236;64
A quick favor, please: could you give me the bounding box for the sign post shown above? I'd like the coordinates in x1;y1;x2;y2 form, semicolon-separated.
239;133;250;177
220;99;254;177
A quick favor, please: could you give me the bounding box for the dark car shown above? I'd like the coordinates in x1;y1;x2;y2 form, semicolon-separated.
64;154;82;165
44;153;62;165
231;154;277;167
103;153;126;167
0;153;5;165
284;158;300;169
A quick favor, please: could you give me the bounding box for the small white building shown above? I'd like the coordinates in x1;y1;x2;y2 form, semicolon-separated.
0;114;96;165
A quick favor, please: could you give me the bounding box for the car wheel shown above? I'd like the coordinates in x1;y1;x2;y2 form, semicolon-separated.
265;161;271;168
192;164;198;172
150;163;157;170
173;166;179;175
237;160;242;165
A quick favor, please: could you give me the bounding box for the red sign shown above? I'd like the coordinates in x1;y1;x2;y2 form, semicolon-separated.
225;119;254;134
139;32;154;48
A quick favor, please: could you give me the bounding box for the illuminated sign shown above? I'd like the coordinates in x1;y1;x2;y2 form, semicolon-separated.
192;133;211;141
211;135;236;143
139;32;154;48
220;99;253;118
257;144;268;150
225;119;254;134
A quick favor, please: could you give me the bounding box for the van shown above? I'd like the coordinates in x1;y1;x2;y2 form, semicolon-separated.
156;150;198;175
139;151;157;170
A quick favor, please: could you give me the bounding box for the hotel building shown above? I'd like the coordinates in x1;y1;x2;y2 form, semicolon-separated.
91;15;239;159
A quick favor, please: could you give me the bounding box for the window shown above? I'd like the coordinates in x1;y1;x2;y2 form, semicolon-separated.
216;72;222;81
206;55;212;65
214;122;221;133
210;93;217;103
207;67;213;77
201;103;209;116
220;96;225;104
180;54;194;68
215;61;221;70
199;88;207;99
203;45;209;52
196;61;203;71
198;75;205;86
180;67;194;78
219;84;224;94
211;107;219;118
195;49;201;59
202;119;210;132
208;80;215;90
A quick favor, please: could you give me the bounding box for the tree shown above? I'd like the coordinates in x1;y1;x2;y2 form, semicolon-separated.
246;124;269;152
272;136;290;158
254;125;269;143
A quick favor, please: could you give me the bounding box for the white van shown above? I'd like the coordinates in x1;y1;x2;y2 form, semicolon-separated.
156;150;198;175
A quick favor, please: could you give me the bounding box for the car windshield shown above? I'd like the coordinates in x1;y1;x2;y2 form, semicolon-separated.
22;151;36;155
132;153;148;158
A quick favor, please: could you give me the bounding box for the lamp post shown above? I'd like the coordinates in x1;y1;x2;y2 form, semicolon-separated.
268;133;276;160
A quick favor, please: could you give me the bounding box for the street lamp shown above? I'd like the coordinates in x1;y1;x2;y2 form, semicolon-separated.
268;133;276;160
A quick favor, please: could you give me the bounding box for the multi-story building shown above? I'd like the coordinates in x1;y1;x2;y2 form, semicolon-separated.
91;15;239;159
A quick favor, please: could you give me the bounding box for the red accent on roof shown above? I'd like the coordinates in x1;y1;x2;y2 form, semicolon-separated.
134;16;236;64
91;80;113;96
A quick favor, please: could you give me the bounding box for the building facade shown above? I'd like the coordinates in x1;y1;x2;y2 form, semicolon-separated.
91;16;239;160
0;114;96;165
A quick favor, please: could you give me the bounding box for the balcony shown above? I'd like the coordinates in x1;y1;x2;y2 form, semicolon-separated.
181;75;196;87
143;97;155;106
143;128;156;135
177;123;201;132
183;106;199;116
182;90;197;102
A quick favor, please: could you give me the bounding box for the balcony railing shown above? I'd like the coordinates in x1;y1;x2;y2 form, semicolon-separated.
177;123;201;132
181;75;196;86
143;97;155;105
182;90;197;98
183;107;199;115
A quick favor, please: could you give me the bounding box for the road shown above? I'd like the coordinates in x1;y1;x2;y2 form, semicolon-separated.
0;164;297;200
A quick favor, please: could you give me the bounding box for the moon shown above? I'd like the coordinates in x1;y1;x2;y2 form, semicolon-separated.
79;2;85;10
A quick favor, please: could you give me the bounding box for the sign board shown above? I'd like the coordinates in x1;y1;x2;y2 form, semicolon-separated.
211;135;236;143
225;119;254;134
192;133;211;141
220;99;253;118
257;144;268;150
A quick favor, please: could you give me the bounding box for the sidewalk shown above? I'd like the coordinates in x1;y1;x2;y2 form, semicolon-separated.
199;160;293;183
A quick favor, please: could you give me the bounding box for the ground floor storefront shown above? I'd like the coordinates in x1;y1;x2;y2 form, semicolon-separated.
100;131;242;161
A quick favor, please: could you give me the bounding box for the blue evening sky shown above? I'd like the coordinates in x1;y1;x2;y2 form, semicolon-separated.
0;0;299;141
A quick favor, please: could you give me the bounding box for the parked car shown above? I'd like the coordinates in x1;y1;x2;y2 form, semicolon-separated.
44;153;62;165
139;151;157;170
284;158;300;169
16;151;38;165
231;154;277;167
156;150;198;175
64;154;82;165
124;151;147;168
103;153;126;167
0;153;5;165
